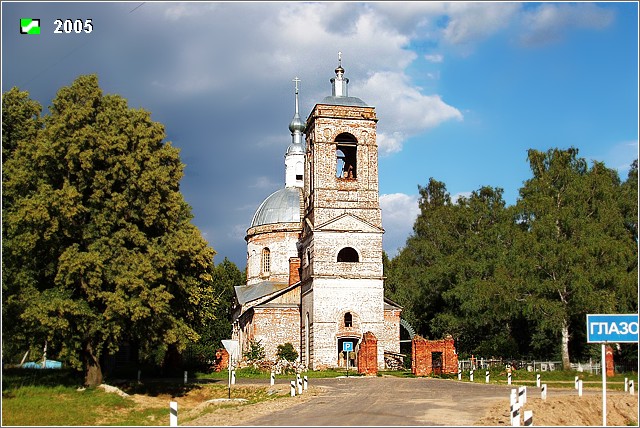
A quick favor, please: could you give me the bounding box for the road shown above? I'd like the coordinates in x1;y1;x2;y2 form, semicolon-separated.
242;376;515;426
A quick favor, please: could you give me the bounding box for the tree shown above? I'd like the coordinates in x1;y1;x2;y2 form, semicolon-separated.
2;75;219;386
385;179;456;339
514;148;637;368
1;87;42;165
186;257;244;369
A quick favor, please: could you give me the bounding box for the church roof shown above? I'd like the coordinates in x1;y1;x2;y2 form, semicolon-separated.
250;187;303;228
320;95;368;107
235;281;291;305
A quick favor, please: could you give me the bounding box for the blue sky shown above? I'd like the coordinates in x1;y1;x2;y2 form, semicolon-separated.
2;2;638;268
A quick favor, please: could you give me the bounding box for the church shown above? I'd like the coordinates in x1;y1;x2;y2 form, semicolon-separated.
231;57;402;371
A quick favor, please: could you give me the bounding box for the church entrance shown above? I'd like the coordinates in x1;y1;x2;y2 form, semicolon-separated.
337;337;358;368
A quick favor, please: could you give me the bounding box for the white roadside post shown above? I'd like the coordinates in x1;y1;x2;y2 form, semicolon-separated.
536;374;540;388
510;389;520;427
574;376;579;390
541;384;547;400
297;373;302;394
303;375;308;390
510;389;518;426
518;386;526;406
624;377;628;392
270;371;275;386
184;371;188;385
508;372;512;385
630;380;635;395
231;369;236;385
486;370;490;384
523;410;533;426
170;401;178;427
221;339;239;400
578;380;583;397
586;314;639;428
470;369;474;382
290;380;296;396
458;368;461;381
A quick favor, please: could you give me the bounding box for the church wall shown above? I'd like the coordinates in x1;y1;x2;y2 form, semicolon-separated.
253;306;301;362
246;229;300;285
300;288;314;368
381;308;402;354
310;231;383;278
310;277;385;369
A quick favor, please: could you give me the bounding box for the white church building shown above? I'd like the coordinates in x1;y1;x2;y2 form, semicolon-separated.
232;58;402;370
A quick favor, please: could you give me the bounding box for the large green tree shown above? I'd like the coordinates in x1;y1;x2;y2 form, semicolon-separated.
386;179;526;357
2;75;219;386
515;148;638;368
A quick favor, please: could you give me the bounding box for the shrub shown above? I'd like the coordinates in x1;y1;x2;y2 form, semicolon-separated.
243;339;265;363
276;343;298;362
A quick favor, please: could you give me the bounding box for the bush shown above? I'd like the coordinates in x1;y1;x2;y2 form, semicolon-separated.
243;339;265;363
276;343;298;362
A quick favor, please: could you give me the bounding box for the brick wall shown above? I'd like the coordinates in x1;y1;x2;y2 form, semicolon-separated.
253;306;301;361
412;335;459;376
357;331;378;376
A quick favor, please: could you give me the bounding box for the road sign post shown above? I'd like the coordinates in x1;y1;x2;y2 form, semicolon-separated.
586;314;639;427
222;339;239;400
343;341;353;378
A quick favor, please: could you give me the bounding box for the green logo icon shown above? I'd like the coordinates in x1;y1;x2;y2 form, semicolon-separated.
20;18;40;34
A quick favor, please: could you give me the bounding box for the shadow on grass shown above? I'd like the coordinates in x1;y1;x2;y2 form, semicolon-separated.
2;367;84;391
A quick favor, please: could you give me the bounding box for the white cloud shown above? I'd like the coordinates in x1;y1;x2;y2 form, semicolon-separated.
380;193;420;257
519;3;615;46
441;3;520;47
425;54;444;63
356;71;463;154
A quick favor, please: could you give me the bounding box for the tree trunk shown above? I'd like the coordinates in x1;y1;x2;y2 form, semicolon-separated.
561;317;571;370
83;340;103;387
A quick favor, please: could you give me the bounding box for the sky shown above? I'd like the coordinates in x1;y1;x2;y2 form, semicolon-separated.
2;1;638;269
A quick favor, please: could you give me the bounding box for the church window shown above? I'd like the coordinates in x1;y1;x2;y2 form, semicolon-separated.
337;247;359;262
261;248;271;275
335;133;357;179
344;312;353;327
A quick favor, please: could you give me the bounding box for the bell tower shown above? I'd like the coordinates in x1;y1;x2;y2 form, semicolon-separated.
299;55;385;370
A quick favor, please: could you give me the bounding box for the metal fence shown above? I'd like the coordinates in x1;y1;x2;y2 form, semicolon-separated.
458;357;602;374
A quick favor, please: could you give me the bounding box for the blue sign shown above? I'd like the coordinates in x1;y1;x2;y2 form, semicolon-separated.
587;314;639;343
342;342;353;352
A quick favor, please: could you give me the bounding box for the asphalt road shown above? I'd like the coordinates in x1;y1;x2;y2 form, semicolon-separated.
244;376;515;426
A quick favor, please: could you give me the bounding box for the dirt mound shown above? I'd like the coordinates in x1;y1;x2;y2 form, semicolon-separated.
475;393;638;426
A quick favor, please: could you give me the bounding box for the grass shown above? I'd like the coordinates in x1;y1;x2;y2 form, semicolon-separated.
2;384;138;426
1;368;291;426
194;366;363;380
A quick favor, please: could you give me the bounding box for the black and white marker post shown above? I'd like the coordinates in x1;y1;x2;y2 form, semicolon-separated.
586;314;639;427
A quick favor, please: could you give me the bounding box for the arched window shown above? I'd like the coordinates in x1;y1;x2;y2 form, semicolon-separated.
261;248;271;275
335;133;357;179
337;247;359;262
344;312;353;327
